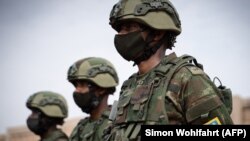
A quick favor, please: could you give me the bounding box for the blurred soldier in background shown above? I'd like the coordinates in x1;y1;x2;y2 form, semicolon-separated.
26;91;69;141
107;0;233;140
67;57;119;141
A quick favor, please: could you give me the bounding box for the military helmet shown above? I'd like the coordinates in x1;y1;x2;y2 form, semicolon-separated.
67;57;119;88
26;91;68;118
109;0;181;35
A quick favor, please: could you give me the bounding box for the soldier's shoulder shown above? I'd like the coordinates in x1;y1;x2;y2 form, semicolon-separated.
120;73;137;90
171;65;207;83
74;117;89;128
185;65;205;75
177;65;205;76
69;117;90;139
79;117;90;124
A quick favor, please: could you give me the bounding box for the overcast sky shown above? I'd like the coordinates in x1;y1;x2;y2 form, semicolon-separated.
0;0;250;134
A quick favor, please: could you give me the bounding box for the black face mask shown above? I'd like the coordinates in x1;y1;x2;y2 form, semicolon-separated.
26;115;47;135
114;30;164;65
73;91;101;114
114;30;150;62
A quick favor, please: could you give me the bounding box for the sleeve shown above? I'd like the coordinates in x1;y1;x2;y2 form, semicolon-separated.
178;66;234;125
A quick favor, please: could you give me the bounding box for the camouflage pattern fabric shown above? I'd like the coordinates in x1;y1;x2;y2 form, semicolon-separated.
109;52;233;141
41;129;68;141
70;108;112;141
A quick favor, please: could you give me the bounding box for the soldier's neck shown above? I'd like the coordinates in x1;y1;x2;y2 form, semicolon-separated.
40;126;57;139
138;46;165;75
90;95;108;120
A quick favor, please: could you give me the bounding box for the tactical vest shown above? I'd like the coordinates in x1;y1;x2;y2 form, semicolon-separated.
70;109;111;141
41;129;68;141
112;53;232;140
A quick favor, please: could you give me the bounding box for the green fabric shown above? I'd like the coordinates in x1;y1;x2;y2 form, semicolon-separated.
41;129;68;141
69;108;112;141
109;52;233;141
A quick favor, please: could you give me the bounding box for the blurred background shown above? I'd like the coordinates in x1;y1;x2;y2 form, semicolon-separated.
0;0;250;140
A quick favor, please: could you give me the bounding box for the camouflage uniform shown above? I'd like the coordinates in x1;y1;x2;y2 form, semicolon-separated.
109;53;233;140
108;0;233;140
26;91;69;141
41;129;68;141
69;108;111;141
67;57;119;141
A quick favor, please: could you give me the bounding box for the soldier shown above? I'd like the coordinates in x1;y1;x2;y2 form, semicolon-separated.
67;57;119;141
108;0;234;140
26;91;69;141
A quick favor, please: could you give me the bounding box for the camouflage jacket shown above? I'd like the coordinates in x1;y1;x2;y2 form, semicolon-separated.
110;52;233;141
69;108;112;141
41;129;68;141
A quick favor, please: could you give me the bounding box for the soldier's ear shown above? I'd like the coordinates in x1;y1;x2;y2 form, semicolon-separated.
96;88;107;96
153;30;166;41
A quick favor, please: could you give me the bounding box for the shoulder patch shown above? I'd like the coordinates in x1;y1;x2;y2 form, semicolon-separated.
186;66;204;75
204;117;222;125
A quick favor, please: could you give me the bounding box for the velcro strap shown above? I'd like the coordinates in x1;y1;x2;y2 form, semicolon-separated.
125;123;135;138
186;95;222;122
130;124;141;139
